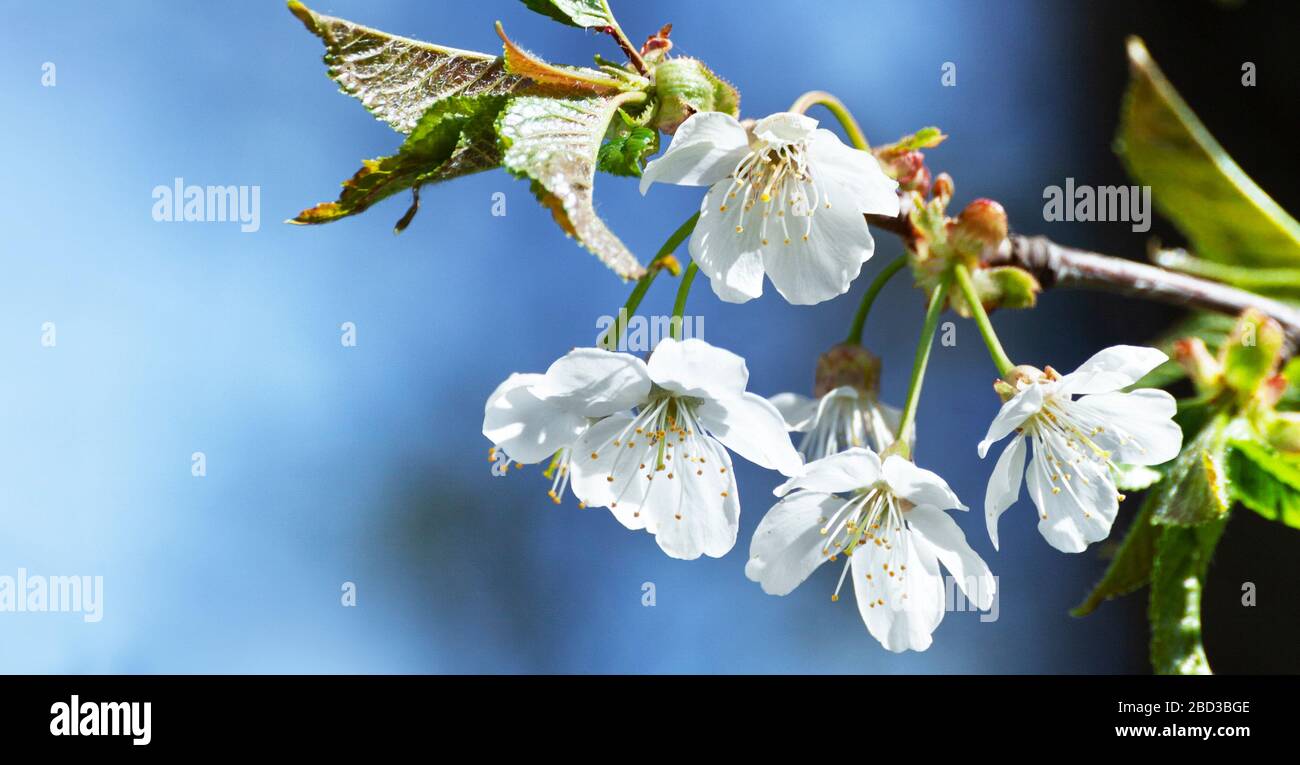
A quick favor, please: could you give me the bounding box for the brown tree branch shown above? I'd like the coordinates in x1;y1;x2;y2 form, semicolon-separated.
988;235;1300;353
864;206;1300;354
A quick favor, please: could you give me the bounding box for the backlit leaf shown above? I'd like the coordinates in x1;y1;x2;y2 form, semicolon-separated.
1227;434;1300;530
496;22;629;94
1072;494;1160;617
292;95;508;228
498;95;647;279
290;1;527;134
1116;37;1300;266
519;0;615;29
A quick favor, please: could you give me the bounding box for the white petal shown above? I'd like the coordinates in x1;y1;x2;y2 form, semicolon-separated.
1025;441;1118;553
689;184;766;303
768;392;819;432
759;186;875;305
697;392;803;476
482;373;588;464
570;413;740;560
532;348;651;417
569;414;647;529
753;112;818;145
984;434;1026;550
978;383;1047;458
876;399;902;440
639;111;750;194
807;129;900;216
809;385;860;422
645;437;740;560
1071;388;1182;466
882;455;967;511
906;506;996;610
1057;345;1169;397
774;447;881;497
745;491;844;595
852;530;944;653
646;337;749;400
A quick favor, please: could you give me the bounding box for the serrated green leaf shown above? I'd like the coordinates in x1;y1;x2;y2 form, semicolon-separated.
519;0;614;28
1227;435;1300;529
289;1;529;134
1148;515;1226;675
1150;412;1230;526
498;95;646;279
1116;37;1300;267
597;125;658;177
292;95;508;227
1072;494;1161;617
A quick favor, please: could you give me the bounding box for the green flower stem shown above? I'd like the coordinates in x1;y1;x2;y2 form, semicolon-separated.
846;254;909;345
896;275;953;458
953;263;1016;376
598;212;699;350
670;262;700;341
789;91;870;150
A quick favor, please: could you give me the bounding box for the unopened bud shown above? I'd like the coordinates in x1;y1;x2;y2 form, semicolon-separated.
815;344;882;397
952;199;1009;250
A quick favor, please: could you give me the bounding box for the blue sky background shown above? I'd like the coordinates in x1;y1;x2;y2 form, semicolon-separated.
1;0;1294;673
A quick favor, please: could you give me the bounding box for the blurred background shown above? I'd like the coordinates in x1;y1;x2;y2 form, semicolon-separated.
1;0;1296;673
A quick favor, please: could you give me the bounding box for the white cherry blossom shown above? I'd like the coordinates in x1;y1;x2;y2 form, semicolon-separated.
640;111;899;305
747;447;995;652
979;345;1183;553
770;385;900;462
486;339;802;559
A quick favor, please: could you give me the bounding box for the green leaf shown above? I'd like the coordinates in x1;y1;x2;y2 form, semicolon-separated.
1149;412;1230;526
519;0;614;28
1072;494;1161;617
1151;247;1300;299
498;95;647;279
597;125;658;177
1116;37;1300;267
292;95;508;227
289;1;529;134
1148;516;1226;675
1227;434;1300;529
